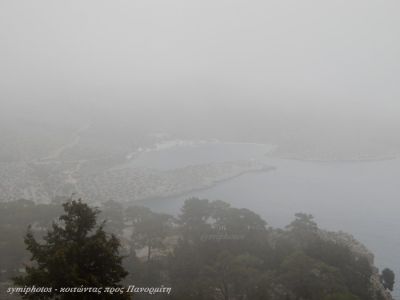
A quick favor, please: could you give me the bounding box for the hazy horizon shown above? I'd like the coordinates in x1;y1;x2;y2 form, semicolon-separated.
2;0;400;129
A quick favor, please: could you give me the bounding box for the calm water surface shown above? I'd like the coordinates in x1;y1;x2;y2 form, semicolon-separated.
134;142;400;298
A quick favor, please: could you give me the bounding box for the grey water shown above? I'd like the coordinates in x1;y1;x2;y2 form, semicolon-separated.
126;141;273;170
134;142;400;298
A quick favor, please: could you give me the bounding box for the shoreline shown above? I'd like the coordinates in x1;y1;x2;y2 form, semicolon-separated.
267;154;400;164
131;166;276;207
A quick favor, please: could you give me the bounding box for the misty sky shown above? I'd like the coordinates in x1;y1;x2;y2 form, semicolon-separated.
1;0;400;140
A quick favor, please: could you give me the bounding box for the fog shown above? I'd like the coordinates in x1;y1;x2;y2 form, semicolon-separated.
1;2;400;298
1;0;400;191
2;0;400;136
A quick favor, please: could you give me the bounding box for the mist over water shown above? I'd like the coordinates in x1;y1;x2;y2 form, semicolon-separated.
135;143;400;297
1;0;400;299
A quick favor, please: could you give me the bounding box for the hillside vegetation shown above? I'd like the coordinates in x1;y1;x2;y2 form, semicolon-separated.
0;198;394;300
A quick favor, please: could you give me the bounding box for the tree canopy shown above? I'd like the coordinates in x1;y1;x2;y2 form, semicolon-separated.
2;197;394;300
13;200;128;300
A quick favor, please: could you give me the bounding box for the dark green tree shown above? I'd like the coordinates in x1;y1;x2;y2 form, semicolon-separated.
205;252;268;300
381;268;395;291
126;205;173;262
178;198;212;242
101;200;125;235
279;251;347;300
13;199;129;299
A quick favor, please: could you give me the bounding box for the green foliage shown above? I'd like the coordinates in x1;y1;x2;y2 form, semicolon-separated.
178;198;212;242
13;200;128;299
167;199;381;300
4;197;393;300
305;238;373;298
126;205;173;262
0;199;62;281
381;268;395;291
279;251;346;300
323;292;360;300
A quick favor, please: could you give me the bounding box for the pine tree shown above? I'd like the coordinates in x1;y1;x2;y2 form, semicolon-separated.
13;199;129;299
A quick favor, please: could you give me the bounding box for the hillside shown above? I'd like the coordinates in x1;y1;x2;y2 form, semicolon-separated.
0;198;395;300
